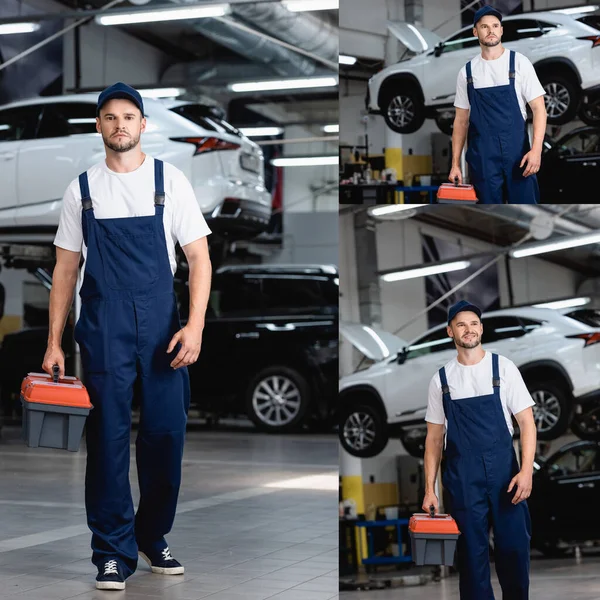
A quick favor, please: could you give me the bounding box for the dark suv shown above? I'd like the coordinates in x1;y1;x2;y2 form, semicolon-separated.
0;263;339;433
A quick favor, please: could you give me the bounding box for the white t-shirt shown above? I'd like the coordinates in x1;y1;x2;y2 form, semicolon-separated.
425;351;535;436
454;49;546;121
54;155;211;275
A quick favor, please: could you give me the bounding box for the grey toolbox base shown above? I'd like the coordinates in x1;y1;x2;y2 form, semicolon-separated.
410;532;459;566
21;400;90;452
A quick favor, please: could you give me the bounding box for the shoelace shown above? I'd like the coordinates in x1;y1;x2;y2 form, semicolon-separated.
104;560;118;575
161;547;174;561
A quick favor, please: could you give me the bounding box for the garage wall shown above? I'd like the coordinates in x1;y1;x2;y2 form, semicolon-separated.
0;269;39;341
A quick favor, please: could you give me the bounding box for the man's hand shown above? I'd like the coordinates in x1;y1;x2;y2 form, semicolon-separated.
507;469;533;504
520;149;541;177
42;345;65;378
422;491;439;515
448;166;463;185
167;325;203;369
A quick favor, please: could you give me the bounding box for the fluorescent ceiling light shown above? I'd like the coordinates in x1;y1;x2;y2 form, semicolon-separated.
229;76;338;93
271;156;338;167
323;124;339;133
339;54;357;65
362;326;390;359
510;231;600;258
239;126;283;137
264;473;338;491
0;23;40;35
381;260;471;282
533;297;591;310
96;4;229;26
0;124;11;131
139;87;185;98
552;5;598;14
68;118;96;124
283;0;339;11
370;204;426;217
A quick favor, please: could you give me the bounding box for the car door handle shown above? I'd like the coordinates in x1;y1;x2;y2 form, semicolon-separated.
582;162;597;167
577;482;595;489
0;152;16;160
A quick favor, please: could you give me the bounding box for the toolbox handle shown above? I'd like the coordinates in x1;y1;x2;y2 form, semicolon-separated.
429;505;436;518
454;176;459;187
52;364;60;384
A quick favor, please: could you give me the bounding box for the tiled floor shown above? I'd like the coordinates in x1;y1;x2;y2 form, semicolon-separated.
0;424;338;599
341;552;600;600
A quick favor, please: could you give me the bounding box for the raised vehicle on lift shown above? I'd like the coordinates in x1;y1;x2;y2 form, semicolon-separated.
0;95;271;239
338;307;600;457
367;10;600;135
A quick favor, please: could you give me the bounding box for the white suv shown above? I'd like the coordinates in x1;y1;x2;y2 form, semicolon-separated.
0;95;272;239
339;307;600;458
367;10;600;134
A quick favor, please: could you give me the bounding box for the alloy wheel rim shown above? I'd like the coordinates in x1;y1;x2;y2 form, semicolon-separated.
388;96;415;127
543;82;570;119
531;390;561;433
343;411;376;451
252;375;301;426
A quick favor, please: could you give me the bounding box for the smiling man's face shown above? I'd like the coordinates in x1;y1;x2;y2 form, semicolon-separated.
473;16;503;48
96;98;146;153
447;311;483;349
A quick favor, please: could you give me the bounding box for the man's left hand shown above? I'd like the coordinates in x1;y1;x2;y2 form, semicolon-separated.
167;325;203;369
520;150;541;177
507;469;533;504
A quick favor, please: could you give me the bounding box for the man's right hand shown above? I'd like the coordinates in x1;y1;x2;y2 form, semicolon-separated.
422;491;439;515
448;166;463;185
42;346;65;378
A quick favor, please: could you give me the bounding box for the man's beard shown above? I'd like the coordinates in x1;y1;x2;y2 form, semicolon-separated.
103;132;140;153
480;36;500;47
454;335;481;349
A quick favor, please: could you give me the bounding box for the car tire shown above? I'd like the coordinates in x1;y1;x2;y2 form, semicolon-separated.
381;85;426;134
539;74;580;125
527;380;571;440
338;401;389;458
245;366;310;433
577;100;600;127
570;405;600;440
434;110;455;136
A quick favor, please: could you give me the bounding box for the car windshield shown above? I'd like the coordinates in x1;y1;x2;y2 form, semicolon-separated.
565;309;600;328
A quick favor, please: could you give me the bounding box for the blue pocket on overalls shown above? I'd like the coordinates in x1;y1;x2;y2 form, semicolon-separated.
74;297;110;373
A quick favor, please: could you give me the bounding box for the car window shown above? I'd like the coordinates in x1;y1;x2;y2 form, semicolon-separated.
536;20;559;34
170;105;243;138
565;309;600;327
37;103;98;138
501;19;546;42
0;106;41;141
556;130;600;157
577;15;600;31
259;275;337;316
209;274;263;317
481;316;525;343
518;317;544;333
406;327;454;359
547;446;600;477
441;28;479;53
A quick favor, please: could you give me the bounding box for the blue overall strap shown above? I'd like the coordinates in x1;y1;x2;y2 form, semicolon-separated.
492;353;501;390
154;158;165;206
508;50;516;85
439;366;451;400
78;172;93;211
465;61;473;86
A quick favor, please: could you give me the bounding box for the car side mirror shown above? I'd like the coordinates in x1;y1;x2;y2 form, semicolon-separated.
434;43;443;57
397;349;407;365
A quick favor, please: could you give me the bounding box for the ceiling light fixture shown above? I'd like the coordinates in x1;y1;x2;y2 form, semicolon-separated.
271;156;338;167
533;297;591;310
510;231;600;258
369;204;427;217
139;87;185;98
339;54;357;65
552;5;598;14
381;260;471;282
229;76;338;93
0;23;40;35
283;0;339;11
322;124;339;133
239;126;284;137
96;4;230;26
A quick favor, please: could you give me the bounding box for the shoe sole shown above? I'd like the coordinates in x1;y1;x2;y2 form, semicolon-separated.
96;581;125;590
139;551;184;575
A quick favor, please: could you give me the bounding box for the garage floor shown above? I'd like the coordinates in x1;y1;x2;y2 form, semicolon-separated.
340;554;600;600
0;425;338;600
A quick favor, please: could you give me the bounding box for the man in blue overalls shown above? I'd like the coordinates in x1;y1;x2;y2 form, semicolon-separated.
449;5;547;204
43;83;212;590
422;301;537;599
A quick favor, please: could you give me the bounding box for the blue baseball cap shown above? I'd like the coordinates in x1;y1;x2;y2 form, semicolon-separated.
97;82;144;117
473;5;503;26
448;300;482;325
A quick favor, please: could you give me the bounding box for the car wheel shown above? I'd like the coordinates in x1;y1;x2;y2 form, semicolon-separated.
528;381;570;440
570;405;600;440
245;366;310;433
338;402;389;458
381;85;426;134
435;110;454;136
539;75;579;125
577;100;600;126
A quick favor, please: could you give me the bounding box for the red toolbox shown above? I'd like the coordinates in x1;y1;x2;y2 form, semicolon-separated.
437;178;478;204
409;509;461;566
21;366;92;452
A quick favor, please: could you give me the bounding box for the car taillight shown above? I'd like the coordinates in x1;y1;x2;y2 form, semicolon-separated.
567;332;600;347
577;35;600;48
170;137;241;155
